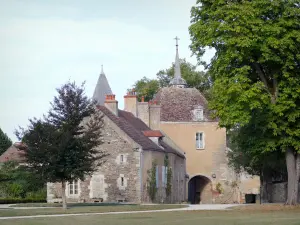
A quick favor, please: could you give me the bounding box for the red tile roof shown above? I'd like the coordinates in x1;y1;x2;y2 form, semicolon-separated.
142;130;164;137
0;143;26;163
153;87;217;122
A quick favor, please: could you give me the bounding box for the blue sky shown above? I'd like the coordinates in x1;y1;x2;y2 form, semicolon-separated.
0;0;213;141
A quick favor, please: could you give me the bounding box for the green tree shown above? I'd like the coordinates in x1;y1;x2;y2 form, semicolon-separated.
0;161;45;198
131;59;212;101
0;128;12;155
227;111;286;202
164;155;172;200
132;77;159;102
190;0;300;204
16;82;109;209
147;160;157;202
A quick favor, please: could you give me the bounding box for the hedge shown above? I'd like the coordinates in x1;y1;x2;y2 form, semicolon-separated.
0;198;46;204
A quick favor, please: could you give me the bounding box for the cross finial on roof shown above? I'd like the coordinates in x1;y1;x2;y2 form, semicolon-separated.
174;36;180;48
169;36;187;88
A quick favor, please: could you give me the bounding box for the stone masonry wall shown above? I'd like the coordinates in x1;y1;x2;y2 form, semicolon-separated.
47;117;141;203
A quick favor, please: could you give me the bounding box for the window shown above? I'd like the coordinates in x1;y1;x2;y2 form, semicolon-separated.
121;177;124;186
195;108;204;121
69;180;79;195
120;155;124;163
196;132;204;149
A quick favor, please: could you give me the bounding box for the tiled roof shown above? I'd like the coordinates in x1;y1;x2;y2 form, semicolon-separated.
153;87;216;122
0;143;26;163
142;130;164;137
98;106;185;158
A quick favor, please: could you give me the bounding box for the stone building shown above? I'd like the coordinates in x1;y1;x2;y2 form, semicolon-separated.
122;38;260;204
47;67;186;204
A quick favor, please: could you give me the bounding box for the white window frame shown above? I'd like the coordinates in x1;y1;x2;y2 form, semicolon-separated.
195;108;204;121
67;180;80;197
196;132;205;150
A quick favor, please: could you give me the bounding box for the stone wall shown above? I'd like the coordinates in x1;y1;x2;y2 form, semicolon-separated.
141;151;186;203
47;117;141;203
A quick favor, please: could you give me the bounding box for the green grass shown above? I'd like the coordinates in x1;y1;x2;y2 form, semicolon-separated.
10;202;138;208
1;210;300;225
0;204;186;217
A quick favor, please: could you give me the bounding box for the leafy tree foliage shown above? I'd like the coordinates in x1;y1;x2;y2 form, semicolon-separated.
16;82;108;208
164;155;172;200
131;77;159;102
190;0;300;204
131;59;212;101
0;128;12;155
147;160;157;202
0;161;45;198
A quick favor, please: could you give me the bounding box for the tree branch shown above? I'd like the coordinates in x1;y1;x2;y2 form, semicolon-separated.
253;63;277;104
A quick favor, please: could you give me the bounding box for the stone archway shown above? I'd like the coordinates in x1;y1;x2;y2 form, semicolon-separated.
188;175;212;204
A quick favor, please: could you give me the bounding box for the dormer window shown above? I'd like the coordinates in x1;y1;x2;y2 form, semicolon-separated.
195;109;203;121
193;106;204;121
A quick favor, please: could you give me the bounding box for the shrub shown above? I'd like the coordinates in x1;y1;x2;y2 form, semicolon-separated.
0;197;46;204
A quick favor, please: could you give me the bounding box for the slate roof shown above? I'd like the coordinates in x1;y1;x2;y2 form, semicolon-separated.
97;106;185;158
153;87;217;122
0;143;26;163
93;70;113;105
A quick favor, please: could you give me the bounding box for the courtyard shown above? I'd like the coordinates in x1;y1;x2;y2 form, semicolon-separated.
1;204;300;225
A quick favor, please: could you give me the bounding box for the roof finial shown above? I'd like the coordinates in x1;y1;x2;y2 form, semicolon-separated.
169;36;187;88
101;64;104;75
175;36;180;51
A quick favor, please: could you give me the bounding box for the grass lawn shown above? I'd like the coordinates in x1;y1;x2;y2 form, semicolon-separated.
2;208;300;225
0;204;186;217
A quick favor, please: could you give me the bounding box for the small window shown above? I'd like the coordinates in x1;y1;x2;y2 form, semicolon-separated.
69;180;79;195
121;177;124;186
196;132;204;149
195;109;203;121
120;155;124;163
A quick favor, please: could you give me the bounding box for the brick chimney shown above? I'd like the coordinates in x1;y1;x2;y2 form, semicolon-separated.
124;89;137;117
104;94;118;116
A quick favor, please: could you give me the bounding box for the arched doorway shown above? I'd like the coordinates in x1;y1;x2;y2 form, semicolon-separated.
188;175;212;204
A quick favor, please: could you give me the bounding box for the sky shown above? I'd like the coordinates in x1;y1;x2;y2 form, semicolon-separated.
0;0;214;142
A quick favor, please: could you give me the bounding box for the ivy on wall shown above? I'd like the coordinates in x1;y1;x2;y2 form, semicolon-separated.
147;160;157;202
164;155;172;198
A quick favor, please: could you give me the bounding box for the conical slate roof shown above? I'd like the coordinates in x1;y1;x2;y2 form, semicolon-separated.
93;66;113;105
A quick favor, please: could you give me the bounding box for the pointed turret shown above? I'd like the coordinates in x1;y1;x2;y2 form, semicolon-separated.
93;65;113;105
169;36;187;88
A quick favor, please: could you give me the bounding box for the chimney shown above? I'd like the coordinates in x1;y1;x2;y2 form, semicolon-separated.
124;89;137;117
149;100;161;130
105;94;118;116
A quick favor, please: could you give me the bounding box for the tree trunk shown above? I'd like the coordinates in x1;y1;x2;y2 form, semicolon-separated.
285;148;299;205
61;181;68;209
293;154;300;204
